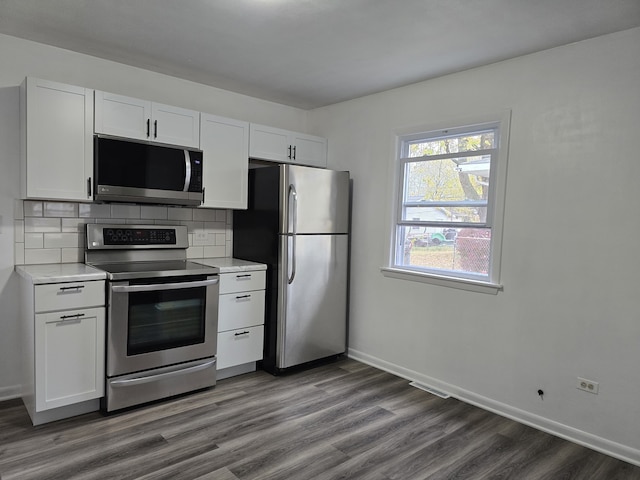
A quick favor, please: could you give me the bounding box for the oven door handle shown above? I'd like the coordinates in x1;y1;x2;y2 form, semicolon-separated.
110;359;216;387
111;277;219;293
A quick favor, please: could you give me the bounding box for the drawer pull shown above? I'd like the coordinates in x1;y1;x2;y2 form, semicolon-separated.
59;313;85;321
234;331;250;337
235;294;251;300
59;285;85;292
236;274;252;279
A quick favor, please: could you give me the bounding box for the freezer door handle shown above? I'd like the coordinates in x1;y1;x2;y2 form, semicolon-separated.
288;184;297;284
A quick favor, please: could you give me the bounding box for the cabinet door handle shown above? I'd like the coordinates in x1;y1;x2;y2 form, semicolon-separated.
87;177;92;198
59;313;85;321
146;118;150;138
154;120;158;139
235;294;251;300
292;145;296;160
59;285;85;292
234;331;250;337
287;145;292;159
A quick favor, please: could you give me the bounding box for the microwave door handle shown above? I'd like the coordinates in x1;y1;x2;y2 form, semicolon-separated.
183;150;192;192
111;277;219;293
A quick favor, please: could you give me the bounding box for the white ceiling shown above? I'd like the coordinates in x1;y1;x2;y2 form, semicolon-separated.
1;0;639;109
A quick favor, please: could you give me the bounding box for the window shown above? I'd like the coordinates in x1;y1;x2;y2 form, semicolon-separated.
385;113;510;293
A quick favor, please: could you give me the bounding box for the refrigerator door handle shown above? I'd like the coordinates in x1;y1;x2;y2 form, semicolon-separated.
288;184;298;284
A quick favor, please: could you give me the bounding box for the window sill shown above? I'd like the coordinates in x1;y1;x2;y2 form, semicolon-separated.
380;267;502;295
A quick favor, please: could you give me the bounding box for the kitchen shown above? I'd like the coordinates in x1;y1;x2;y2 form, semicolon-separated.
1;1;640;477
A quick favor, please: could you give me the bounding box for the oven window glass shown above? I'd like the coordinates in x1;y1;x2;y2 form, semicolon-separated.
127;286;206;355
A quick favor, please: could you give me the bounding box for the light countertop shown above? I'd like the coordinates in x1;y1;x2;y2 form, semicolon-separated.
15;263;107;285
195;257;267;273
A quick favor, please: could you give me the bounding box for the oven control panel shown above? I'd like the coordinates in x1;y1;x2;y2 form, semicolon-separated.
103;228;177;246
86;224;189;250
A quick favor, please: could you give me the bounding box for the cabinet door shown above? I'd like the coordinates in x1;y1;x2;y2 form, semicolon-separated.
249;124;291;163
34;307;105;411
292;132;327;168
22;78;94;201
200;113;249;209
152;102;200;148
217;325;264;370
94;91;151;141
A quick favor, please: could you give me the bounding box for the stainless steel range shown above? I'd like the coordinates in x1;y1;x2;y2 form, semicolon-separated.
85;224;219;412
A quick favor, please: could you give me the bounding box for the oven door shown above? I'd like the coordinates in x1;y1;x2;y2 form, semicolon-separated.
107;275;219;377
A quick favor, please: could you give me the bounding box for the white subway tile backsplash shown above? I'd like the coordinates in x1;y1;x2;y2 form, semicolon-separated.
204;221;226;234
14;220;24;243
203;245;226;258
226;210;233;225
140;205;168;220
24;201;43;217
15;201;233;265
44;202;78;218
25;217;61;233
62;218;93;233
96;218;126;225
15;243;25;265
44;232;83;249
186;246;204;258
126;219;155;225
168;207;193;221
24;233;44;249
226;241;233;257
62;248;84;263
79;203;111;218
193;209;217;222
181;221;205;233
25;248;61;265
111;204;141;219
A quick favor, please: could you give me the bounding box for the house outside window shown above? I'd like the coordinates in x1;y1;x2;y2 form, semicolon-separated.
385;113;510;293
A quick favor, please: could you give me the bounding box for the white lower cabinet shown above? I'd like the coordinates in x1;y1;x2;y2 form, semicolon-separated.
20;276;106;425
217;270;266;379
35;307;105;412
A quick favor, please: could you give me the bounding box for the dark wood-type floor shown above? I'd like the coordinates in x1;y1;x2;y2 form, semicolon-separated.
1;359;639;480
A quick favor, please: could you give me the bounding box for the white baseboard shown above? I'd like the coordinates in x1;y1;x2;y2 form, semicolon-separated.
0;385;21;403
348;348;640;467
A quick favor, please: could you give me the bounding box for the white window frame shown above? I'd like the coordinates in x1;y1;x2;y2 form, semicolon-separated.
381;111;511;294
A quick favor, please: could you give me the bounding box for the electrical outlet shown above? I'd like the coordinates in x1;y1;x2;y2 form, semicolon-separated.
577;377;599;394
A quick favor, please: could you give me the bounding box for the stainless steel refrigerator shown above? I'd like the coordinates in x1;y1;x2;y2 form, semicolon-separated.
233;164;350;374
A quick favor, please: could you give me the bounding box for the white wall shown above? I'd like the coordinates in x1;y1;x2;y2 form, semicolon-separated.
309;27;640;463
0;33;308;399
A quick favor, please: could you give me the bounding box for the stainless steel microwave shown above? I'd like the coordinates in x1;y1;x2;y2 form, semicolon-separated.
93;135;204;206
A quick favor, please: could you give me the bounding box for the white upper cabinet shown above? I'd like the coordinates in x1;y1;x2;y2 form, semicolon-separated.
95;91;200;148
21;78;94;202
249;123;327;168
200;113;249;210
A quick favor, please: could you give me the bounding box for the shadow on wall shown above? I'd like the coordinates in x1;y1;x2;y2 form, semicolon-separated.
0;86;22;398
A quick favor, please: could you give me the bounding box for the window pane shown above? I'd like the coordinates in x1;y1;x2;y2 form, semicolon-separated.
407;131;495;158
403;155;490;224
397;227;491;277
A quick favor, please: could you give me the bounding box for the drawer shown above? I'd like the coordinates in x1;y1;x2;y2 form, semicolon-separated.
218;290;265;332
217;325;264;370
35;280;105;313
219;270;265;294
